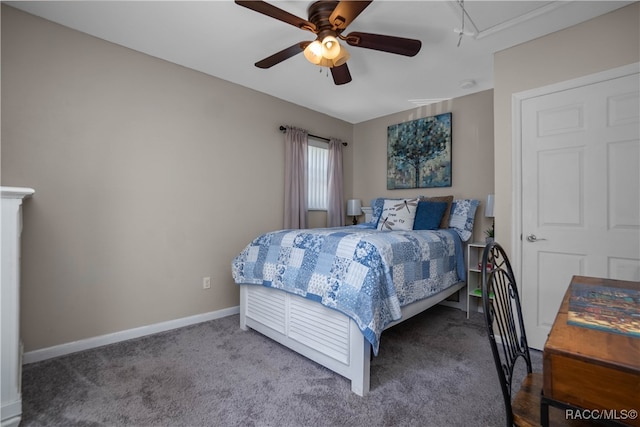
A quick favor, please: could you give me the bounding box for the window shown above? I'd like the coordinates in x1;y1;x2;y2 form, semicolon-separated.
308;137;328;210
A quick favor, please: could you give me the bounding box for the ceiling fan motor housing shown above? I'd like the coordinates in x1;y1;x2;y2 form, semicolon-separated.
308;1;341;35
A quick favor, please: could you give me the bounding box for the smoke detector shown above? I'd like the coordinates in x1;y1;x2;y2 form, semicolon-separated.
459;79;476;90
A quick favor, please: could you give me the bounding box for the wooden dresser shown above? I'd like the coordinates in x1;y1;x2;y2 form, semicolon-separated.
543;275;640;426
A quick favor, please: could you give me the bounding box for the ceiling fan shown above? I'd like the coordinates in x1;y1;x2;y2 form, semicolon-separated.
235;0;422;85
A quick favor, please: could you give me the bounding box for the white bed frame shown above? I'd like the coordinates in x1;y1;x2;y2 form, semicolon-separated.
239;280;466;396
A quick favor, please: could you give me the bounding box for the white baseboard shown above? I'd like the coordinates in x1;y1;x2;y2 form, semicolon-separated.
22;306;240;364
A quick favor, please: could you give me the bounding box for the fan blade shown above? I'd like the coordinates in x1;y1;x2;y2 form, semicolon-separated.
329;1;372;31
331;63;352;85
344;32;421;57
235;1;316;32
255;42;307;69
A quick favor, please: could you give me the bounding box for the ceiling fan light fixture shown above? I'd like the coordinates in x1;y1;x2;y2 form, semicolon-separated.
303;40;323;65
332;47;350;67
318;57;334;68
321;35;341;59
304;36;348;68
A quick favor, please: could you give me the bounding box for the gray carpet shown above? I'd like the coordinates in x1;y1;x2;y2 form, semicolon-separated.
21;305;542;427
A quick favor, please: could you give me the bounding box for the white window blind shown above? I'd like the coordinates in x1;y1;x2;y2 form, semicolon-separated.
308;138;328;210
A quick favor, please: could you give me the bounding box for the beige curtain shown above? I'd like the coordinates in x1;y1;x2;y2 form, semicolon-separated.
327;138;345;227
283;127;308;229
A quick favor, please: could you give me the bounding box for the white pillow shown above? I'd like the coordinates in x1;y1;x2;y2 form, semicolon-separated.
377;198;419;231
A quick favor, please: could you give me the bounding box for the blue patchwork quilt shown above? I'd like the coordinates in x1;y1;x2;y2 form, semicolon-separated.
232;227;465;355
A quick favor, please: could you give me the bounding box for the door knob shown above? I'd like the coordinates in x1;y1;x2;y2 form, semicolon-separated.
526;234;547;242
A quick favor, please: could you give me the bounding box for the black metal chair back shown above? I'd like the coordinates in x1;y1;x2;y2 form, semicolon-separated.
481;242;533;427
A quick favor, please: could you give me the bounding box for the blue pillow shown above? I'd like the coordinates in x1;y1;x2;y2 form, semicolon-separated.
413;201;448;230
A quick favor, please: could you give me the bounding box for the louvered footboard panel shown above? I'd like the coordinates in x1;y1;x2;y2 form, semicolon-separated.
245;285;286;335
244;285;352;365
289;297;351;364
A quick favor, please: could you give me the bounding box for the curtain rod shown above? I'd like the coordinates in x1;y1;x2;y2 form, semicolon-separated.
279;126;348;146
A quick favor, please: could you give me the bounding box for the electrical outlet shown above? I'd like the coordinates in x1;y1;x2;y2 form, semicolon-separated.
202;277;211;290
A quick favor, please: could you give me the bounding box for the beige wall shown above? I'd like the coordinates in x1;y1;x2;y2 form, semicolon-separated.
2;5;498;352
13;0;615;352
493;2;640;256
352;90;496;242
1;6;353;351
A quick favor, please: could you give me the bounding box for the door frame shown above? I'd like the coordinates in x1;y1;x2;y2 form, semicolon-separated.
511;62;639;297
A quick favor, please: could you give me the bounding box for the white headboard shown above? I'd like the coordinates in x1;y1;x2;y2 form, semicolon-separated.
361;206;373;223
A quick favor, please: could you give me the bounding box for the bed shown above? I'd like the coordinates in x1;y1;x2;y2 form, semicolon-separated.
231;197;479;395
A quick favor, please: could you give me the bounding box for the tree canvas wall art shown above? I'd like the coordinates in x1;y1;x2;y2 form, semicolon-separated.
387;112;452;189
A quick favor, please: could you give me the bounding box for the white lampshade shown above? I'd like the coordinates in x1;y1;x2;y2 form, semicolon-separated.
332;47;350;67
485;194;495;218
303;40;323;65
321;36;341;59
318;57;334;68
347;199;362;216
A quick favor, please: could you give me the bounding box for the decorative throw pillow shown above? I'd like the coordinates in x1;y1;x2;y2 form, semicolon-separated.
419;195;454;228
365;197;386;228
377;198;419;231
413;201;448;230
448;199;480;241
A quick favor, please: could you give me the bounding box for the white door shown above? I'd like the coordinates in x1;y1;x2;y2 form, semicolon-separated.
519;69;640;349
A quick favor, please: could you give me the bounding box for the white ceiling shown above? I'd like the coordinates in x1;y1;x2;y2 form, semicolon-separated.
6;1;632;123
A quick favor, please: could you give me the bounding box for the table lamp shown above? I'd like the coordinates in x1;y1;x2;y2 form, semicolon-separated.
347;199;362;225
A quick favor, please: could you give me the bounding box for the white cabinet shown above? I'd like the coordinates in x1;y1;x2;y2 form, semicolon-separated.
1;187;34;427
466;242;487;319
